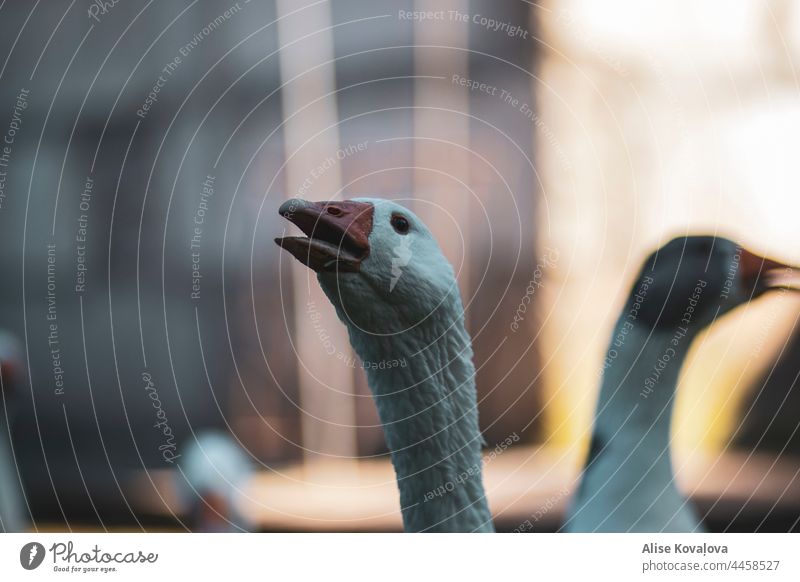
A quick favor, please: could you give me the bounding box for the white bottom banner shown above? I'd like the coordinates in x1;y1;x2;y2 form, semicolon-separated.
0;533;797;580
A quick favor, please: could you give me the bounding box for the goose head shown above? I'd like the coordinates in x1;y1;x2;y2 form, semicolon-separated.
275;197;460;334
630;236;798;332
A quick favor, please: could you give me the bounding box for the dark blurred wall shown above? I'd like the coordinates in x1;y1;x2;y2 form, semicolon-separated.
0;0;541;526
0;0;292;523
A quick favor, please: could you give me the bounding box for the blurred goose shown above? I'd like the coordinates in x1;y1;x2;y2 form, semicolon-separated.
565;236;798;532
276;198;493;532
175;431;255;532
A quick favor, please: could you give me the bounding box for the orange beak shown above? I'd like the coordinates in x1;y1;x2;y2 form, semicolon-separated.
738;247;800;294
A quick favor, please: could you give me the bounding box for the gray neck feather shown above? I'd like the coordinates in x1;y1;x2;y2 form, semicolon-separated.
344;299;494;532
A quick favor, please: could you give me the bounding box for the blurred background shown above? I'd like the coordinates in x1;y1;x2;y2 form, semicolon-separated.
0;0;798;532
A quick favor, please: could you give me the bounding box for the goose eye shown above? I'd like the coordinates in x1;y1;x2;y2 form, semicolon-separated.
391;214;410;234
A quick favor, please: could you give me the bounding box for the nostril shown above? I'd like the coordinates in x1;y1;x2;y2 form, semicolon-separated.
326;206;342;216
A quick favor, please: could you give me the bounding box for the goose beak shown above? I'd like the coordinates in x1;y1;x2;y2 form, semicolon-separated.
274;198;373;273
739;247;800;295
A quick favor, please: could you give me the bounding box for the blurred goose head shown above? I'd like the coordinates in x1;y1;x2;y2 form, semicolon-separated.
628;236;798;331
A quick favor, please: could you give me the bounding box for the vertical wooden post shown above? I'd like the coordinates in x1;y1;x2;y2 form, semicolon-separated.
276;0;357;470
413;0;472;291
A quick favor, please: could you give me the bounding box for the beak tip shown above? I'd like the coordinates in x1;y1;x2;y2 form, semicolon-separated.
278;198;307;217
739;247;800;293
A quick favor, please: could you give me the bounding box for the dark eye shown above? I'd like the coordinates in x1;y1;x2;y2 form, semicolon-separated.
391;214;410;234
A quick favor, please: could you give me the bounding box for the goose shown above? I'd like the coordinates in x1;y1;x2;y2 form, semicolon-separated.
564;236;798;532
275;197;493;532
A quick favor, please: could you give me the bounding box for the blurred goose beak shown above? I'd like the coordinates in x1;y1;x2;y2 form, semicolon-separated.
739;247;800;294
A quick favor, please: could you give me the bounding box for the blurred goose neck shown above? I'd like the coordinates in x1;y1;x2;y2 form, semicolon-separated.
596;318;696;448
567;315;703;532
